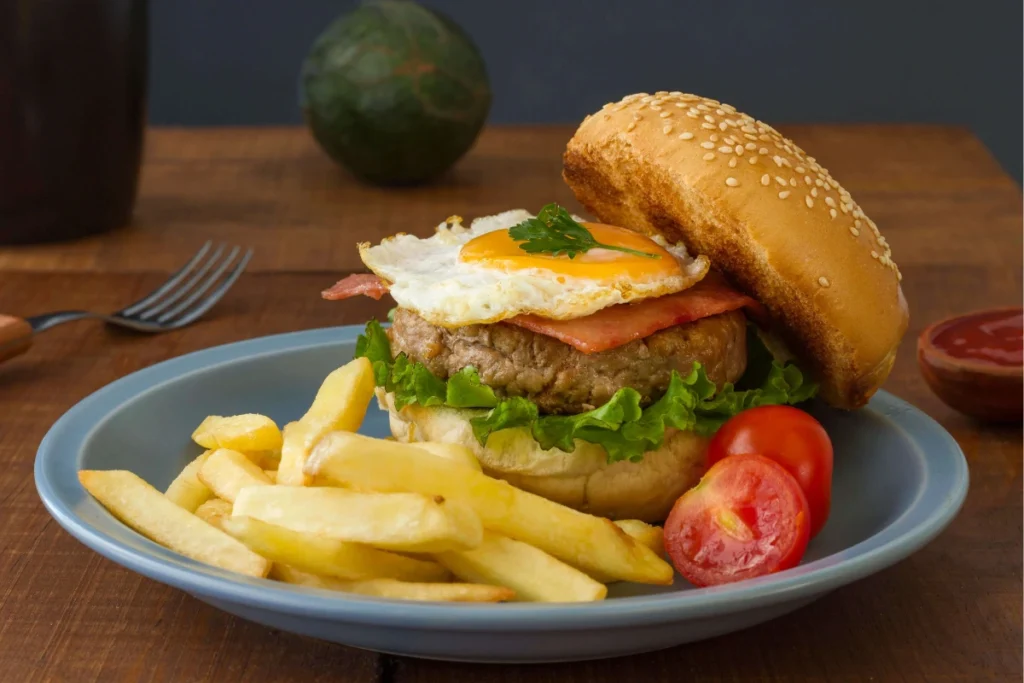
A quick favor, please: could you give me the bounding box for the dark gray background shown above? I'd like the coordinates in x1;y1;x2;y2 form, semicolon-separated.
150;0;1023;181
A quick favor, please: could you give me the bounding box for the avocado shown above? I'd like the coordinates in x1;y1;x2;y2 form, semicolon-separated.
300;0;491;186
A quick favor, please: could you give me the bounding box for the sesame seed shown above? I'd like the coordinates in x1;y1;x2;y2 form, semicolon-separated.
603;113;611;120
726;177;739;187
716;108;725;115
735;145;744;155
790;178;798;187
719;122;729;131
795;166;806;174
663;125;673;134
626;121;636;132
686;112;699;118
650;105;662;112
805;196;814;208
761;174;771;186
811;188;819;197
704;115;715;123
815;178;824;187
825;197;836;208
701;141;715;149
818;277;830;288
854;219;862;228
871;251;879;259
722;103;737;113
804;176;813;185
829;208;837;219
703;152;716;161
775;176;787;186
741;125;757;134
724;135;737;145
660;111;672;118
840;204;850;214
779;190;791;199
710;134;720;142
637;103;647;111
718;146;734;154
749;156;759;164
702;123;716;129
675;103;687;108
633;112;642;120
850;226;860;236
745;142;757;150
773;156;785;167
744;133;759;141
759;147;769;155
728;157;737;168
697;104;711;111
680;131;694;140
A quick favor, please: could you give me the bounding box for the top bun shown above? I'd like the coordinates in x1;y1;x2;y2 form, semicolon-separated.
563;91;908;409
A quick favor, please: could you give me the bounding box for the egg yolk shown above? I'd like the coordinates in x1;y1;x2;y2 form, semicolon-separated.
459;223;681;280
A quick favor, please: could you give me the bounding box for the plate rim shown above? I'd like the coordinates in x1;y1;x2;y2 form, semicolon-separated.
34;324;970;631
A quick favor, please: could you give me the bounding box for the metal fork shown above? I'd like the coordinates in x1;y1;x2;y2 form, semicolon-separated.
1;242;253;364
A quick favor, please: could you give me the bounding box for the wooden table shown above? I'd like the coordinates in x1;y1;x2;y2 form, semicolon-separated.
0;126;1020;682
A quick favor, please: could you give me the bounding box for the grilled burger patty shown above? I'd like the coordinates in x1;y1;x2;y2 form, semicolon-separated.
388;308;748;415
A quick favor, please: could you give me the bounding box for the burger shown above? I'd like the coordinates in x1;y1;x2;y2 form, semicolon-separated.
322;91;908;522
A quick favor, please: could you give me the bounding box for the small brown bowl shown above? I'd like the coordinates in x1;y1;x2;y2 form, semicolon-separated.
918;307;1023;423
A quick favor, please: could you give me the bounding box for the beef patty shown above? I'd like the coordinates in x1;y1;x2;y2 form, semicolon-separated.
388;308;748;414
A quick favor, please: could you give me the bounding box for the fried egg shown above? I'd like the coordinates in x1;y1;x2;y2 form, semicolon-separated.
358;209;709;327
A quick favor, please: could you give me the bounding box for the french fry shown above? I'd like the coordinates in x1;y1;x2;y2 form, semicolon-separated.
263;469;277;483
277;357;375;486
222;515;451;582
233;485;482;553
194;498;233;530
192;414;283;452
79;470;269;577
164;451;214;512
270;564;514;602
435;531;607;602
198;449;273;503
276;420;316;487
615;520;665;558
305;433;674;585
587;521;666;582
412;442;483;471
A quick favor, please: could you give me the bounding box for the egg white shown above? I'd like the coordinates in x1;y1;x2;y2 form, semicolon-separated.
358;209;709;327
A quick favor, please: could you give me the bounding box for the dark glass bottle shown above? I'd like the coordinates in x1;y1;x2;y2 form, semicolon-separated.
0;0;147;244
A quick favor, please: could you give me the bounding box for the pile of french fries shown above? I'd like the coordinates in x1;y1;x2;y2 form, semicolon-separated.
79;356;675;603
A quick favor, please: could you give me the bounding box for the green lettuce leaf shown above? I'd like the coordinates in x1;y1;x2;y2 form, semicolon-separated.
354;319;392;386
446;367;499;408
387;354;447;411
353;320;818;464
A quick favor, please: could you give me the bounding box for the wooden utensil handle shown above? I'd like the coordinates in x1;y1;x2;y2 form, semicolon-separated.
0;315;32;363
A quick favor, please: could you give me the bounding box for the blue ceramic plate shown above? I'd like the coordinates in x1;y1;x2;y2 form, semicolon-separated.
35;325;968;663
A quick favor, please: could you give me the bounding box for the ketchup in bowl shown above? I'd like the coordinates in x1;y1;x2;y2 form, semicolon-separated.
918;308;1023;422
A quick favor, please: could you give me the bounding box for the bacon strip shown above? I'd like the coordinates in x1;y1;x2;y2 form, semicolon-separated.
321;274;390;301
505;275;760;354
320;272;760;354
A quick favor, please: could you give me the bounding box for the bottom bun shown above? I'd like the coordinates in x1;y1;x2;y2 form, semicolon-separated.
380;391;708;522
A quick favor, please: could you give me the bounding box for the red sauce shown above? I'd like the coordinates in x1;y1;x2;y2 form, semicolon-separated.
932;309;1023;367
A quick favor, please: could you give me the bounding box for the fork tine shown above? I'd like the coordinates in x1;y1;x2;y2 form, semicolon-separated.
119;242;213;317
134;244;227;320
164;248;253;328
156;246;241;324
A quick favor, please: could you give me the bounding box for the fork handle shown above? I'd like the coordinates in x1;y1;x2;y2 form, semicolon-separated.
0;315;32;363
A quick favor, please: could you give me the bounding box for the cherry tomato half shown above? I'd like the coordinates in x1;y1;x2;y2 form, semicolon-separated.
663;453;811;587
708;405;833;538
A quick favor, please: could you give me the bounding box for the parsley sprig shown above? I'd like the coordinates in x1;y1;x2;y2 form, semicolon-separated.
508;204;659;259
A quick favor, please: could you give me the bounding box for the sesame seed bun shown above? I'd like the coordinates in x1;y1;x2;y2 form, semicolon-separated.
563;91;909;409
379;390;707;522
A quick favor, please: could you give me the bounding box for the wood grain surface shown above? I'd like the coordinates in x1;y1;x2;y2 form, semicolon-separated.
0;126;1020;682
